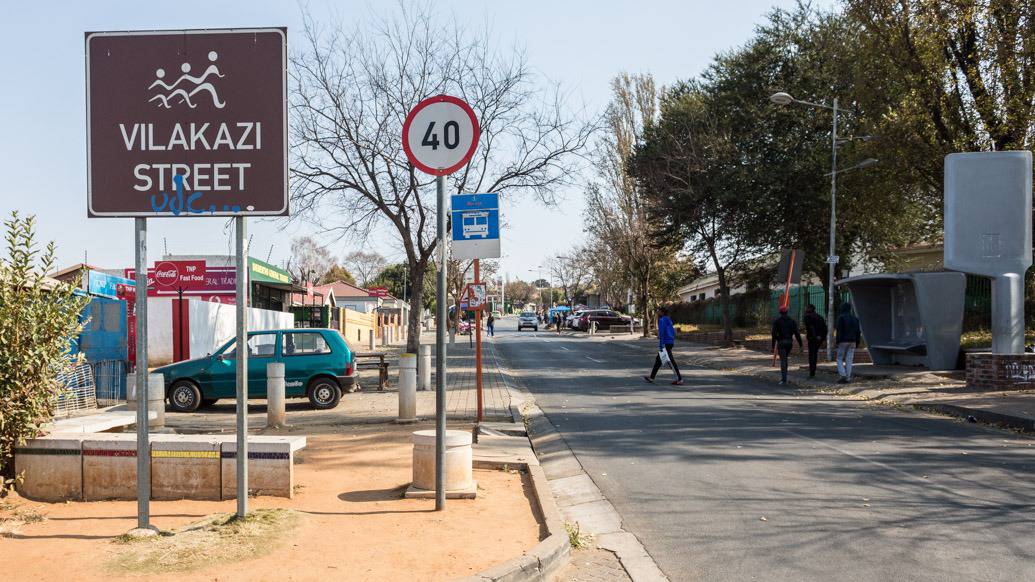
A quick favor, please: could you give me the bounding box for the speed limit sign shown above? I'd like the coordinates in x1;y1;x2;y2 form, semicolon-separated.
403;95;480;175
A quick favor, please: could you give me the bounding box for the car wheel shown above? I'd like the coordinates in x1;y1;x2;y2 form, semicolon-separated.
533;326;538;332
307;377;342;410
168;380;202;413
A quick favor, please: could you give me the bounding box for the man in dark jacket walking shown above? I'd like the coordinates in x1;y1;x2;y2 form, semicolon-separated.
834;302;861;383
645;307;683;385
802;304;827;378
771;306;803;385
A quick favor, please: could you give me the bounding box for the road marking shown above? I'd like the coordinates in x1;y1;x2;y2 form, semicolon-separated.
559;346;570;351
585;355;602;362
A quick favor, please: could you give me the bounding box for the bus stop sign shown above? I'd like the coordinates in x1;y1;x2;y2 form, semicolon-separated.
451;193;500;260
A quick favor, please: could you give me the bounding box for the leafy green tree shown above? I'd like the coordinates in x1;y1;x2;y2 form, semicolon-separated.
319;264;356;285
1;213;89;489
369;263;435;311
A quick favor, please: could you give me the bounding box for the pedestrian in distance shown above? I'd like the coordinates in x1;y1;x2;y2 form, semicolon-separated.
802;304;827;378
771;305;803;385
644;307;683;386
486;312;495;337
834;302;861;383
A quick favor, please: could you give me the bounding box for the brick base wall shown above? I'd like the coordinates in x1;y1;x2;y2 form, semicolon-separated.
966;353;1035;390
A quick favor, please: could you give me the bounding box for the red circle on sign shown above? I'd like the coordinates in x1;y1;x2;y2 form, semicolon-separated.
154;261;179;290
402;95;480;176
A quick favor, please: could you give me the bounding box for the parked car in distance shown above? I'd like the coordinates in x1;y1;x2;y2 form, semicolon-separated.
154;328;356;413
576;309;632;331
518;312;539;331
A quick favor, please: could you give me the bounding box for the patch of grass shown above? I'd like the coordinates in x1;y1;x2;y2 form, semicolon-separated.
0;503;46;538
108;508;302;574
565;522;592;550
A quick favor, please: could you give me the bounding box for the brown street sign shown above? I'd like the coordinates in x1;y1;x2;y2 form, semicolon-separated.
86;28;288;217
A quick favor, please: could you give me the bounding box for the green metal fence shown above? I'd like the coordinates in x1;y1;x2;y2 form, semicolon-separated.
669;275;1015;333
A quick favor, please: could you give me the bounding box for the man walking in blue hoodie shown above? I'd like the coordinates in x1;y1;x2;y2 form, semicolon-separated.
645;307;683;385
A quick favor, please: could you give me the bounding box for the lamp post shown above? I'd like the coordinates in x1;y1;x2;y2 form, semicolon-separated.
770;92;878;360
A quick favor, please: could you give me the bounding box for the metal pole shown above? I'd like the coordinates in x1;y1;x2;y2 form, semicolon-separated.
134;218;150;529
474;259;484;423
435;175;448;511
235;216;249;517
826;98;838;362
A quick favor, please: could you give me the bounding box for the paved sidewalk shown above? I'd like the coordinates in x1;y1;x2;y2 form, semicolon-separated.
431;331;512;420
582;332;1035;432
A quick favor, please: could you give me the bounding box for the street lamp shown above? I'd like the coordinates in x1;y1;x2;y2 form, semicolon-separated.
770;91;879;360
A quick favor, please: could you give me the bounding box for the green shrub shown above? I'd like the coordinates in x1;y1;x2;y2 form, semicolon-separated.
0;212;89;492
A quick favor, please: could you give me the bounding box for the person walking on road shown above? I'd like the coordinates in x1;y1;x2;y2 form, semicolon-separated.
802;304;827;378
486;313;495;337
771;306;803;385
644;307;683;385
834;302;861;383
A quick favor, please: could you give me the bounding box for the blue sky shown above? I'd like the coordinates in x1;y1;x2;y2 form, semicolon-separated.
0;0;832;281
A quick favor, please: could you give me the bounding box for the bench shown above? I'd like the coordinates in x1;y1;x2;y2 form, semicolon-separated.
15;433;306;502
354;352;390;390
870;342;927;355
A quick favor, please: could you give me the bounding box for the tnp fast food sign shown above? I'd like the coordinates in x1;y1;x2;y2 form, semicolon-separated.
86;28;288;217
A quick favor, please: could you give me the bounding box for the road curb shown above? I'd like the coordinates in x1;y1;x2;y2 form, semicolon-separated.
458;461;571;582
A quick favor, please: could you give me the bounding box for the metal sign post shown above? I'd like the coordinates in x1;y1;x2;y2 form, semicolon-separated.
134;218;150;530
402;94;480;511
235;217;249;517
435;175;448;511
474;259;484;422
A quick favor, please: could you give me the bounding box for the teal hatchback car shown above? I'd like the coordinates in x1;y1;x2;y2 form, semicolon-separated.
154;328;356;413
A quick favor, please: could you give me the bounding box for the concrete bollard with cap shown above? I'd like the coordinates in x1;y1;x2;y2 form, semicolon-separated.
128;373;165;428
266;362;286;427
419;344;432;391
397;353;418;423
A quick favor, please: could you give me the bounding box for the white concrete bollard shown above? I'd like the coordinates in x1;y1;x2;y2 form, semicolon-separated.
409;429;475;497
590;321;598;335
397;353;417;422
368;329;375;351
449;328;456;345
267;362;286;428
128;373;165;428
381;326;389;346
419;344;432;391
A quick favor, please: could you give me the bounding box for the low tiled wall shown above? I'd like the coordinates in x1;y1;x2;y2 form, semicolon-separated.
966;352;1035;390
15;433;305;503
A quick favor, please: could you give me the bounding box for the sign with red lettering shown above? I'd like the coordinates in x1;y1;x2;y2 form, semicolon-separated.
125;265;234;297
368;286;390;298
86;28;288;217
152;260;207;291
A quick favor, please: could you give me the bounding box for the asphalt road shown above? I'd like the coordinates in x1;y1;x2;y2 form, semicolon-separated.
492;317;1035;582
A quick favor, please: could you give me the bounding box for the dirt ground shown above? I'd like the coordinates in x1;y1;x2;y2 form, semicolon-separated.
0;422;541;582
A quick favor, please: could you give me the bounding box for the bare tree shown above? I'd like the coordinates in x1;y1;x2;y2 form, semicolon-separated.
583;73;673;335
290;3;594;352
286;236;334;285
549;253;591;304
345;250;387;287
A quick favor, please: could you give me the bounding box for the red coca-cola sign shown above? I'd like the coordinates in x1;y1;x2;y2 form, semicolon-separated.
152;260;207;291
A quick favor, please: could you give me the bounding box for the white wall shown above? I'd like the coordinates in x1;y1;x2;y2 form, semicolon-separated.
147;297;174;366
146;297;294;366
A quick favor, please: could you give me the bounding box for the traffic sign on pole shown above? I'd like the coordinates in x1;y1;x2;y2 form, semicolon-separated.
86;27;288;528
403;94;480;512
402;95;480;175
